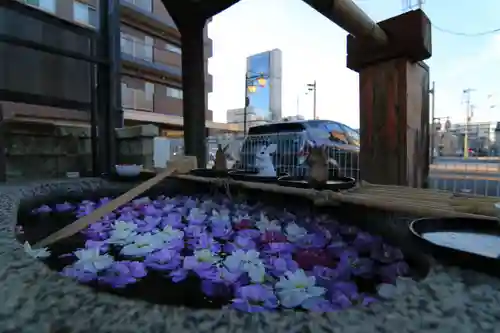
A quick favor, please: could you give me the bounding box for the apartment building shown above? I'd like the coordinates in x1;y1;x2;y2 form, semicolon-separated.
9;0;235;134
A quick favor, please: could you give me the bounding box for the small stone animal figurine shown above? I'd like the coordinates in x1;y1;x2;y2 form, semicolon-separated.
255;144;277;176
307;144;329;188
213;144;229;170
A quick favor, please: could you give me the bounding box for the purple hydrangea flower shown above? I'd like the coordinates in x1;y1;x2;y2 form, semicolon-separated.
55;202;73;212
327;240;349;258
338;250;374;277
231;284;279;312
32;205;52;214
99;261;147;288
224;235;256;253
188;233;221;252
352;232;382;253
266;256;299;277
61;265;97;283
161;213;184;229
136;216;161;233
295;233;328;249
145;248;182;271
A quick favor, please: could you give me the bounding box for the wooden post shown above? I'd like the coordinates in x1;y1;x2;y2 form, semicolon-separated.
347;10;432;187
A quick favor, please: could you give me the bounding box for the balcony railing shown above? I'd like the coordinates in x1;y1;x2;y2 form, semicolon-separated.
120;36;153;62
121;87;154;112
120;35;182;76
121;0;152;12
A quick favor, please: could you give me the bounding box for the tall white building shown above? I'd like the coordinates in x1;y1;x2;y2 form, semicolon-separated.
246;49;283;121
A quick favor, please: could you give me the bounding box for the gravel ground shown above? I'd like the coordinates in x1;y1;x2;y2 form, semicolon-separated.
0;179;500;333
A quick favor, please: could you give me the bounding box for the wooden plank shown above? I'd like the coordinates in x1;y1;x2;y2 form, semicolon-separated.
174;175;497;220
34;156;197;248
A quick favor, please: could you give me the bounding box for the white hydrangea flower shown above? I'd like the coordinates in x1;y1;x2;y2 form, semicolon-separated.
73;247;114;273
255;212;282;232
157;225;184;243
121;233;164;257
224;249;266;282
285;223;308;242
275;269;326;308
193;249;219;264
23;241;51;259
107;221;138;245
246;261;267;283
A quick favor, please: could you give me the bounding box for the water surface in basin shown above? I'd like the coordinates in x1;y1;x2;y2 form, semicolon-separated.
422;231;500;258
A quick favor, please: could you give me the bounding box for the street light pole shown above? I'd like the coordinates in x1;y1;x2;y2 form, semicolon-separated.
243;73;249;136
243;71;269;136
429;81;435;163
463;88;474;159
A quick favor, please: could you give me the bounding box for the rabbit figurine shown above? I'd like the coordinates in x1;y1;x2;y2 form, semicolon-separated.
213;144;229;170
255;144;277;177
306;144;329;187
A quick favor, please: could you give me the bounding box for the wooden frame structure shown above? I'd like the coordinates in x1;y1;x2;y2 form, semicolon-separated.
159;0;432;187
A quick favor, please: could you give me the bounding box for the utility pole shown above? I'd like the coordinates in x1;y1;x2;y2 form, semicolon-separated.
462;88;475;159
429;81;436;163
307;81;317;119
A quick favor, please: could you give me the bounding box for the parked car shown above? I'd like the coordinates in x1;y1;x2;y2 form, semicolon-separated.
233;119;360;179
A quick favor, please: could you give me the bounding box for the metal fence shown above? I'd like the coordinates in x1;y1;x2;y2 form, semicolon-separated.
429;156;500;197
165;133;500;197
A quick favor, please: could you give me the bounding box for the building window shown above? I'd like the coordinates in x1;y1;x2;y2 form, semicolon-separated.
120;31;153;62
166;87;183;99
145;82;155;101
166;43;182;55
24;0;56;13
73;1;97;27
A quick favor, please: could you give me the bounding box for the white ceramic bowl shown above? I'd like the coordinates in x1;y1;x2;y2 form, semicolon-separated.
115;164;143;177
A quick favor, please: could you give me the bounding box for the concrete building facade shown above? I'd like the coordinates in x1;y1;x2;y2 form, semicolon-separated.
7;0;237;134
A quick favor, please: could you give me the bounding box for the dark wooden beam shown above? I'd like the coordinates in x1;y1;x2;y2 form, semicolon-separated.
303;0;388;44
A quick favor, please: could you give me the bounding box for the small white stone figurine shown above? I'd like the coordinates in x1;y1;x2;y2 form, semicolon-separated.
255;144;277;177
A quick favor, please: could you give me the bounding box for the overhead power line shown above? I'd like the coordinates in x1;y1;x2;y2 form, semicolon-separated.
432;23;500;37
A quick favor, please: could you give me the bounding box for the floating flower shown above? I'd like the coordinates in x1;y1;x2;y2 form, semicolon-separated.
255;213;281;232
23;241;51;259
55;202;73;212
99;261;147;288
187;208;207;225
144;248;182;271
120;233;164;257
107;221;138;245
183;249;220;273
73;247;114;274
275;269;326;308
231;284;279;312
224;235;256;253
32;205;52;214
285;223;308;242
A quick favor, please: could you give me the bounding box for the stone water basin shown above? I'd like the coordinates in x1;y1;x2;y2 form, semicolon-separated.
1;178;499;332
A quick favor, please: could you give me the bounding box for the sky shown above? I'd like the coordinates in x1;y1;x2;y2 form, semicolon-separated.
207;0;500;128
